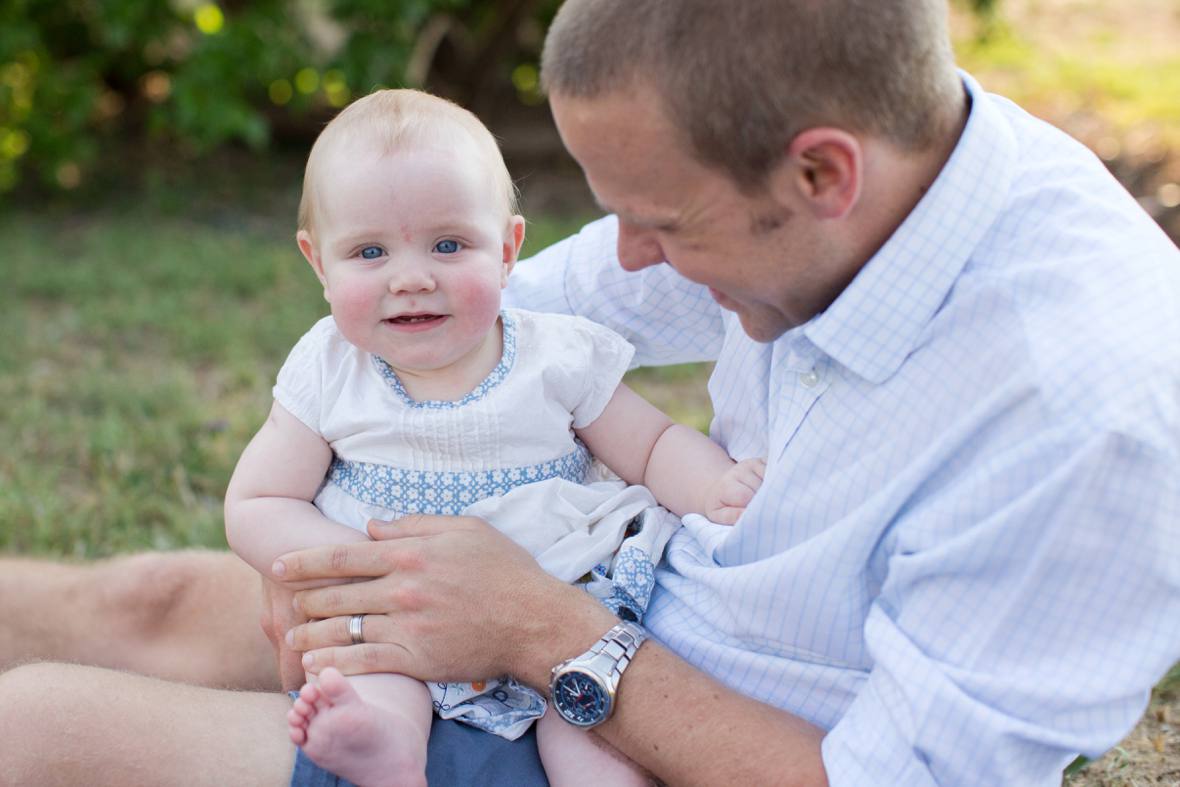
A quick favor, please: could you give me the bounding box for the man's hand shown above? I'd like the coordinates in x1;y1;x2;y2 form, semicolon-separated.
258;579;308;692
704;457;766;524
275;515;618;689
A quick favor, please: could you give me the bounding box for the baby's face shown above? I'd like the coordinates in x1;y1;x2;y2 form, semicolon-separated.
302;141;521;378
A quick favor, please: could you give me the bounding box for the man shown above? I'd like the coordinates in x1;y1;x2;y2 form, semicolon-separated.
1;1;1177;784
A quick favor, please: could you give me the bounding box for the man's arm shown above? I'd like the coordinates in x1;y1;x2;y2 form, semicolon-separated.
819;426;1180;784
274;516;829;787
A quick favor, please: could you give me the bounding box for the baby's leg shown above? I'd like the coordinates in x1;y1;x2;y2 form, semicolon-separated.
537;707;652;787
288;667;432;787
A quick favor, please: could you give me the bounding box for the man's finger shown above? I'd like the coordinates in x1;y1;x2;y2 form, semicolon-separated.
285;615;352;652
367;513;459;541
302;642;411;677
273;542;392;581
279;639;306;692
287;614;395;652
292;581;380;618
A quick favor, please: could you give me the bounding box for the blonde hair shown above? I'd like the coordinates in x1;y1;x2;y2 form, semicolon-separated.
298;89;518;236
541;0;962;191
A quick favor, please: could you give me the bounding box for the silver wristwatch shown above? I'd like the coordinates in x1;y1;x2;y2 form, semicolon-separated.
549;621;647;728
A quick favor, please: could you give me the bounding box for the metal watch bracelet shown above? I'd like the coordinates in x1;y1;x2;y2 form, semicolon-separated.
586;621;647;684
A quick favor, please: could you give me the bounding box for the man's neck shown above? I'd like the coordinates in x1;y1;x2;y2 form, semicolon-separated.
854;90;971;265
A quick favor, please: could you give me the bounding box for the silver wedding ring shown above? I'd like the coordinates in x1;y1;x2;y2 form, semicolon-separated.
347;614;365;645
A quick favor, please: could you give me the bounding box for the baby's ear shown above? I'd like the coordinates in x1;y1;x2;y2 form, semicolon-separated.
296;230;330;301
501;216;526;285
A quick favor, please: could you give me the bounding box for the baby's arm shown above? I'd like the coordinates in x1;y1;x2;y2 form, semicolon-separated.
224;401;369;582
576;383;765;524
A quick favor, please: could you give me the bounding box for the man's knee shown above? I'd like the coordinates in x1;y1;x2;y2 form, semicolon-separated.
96;550;215;637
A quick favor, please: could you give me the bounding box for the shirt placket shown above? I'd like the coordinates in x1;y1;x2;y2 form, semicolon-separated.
768;338;830;461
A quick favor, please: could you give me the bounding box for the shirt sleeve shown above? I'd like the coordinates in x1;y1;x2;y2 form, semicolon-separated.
505;215;727;367
272;319;329;433
821;424;1180;785
565;318;636;429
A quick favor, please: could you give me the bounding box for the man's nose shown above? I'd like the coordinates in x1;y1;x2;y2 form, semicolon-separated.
616;221;665;272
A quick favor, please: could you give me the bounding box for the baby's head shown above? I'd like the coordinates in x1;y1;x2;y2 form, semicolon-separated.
298;89;518;239
295;89;525;379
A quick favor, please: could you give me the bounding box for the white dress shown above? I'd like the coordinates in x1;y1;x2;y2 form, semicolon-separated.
273;308;680;739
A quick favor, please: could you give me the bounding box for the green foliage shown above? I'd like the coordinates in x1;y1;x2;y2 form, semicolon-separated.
966;0;1000;18
0;0;560;195
954;14;1180;148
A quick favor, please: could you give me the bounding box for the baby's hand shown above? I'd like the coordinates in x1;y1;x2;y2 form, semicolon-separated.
704;458;767;525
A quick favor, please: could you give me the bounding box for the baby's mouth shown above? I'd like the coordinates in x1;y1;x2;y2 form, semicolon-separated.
386;313;446;325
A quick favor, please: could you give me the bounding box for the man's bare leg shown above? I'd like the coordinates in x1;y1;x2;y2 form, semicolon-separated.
0;550;278;690
0;661;294;787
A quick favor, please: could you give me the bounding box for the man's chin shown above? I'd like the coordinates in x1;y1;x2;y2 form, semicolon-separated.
710;290;791;343
737;311;789;344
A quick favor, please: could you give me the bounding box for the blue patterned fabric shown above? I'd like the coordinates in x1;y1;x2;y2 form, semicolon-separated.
326;443;592;516
591;545;655;621
505;73;1180;785
371;311;519;409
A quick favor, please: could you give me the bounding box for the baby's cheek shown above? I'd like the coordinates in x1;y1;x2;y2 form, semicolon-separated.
333;274;385;307
327;285;380;334
450;275;503;322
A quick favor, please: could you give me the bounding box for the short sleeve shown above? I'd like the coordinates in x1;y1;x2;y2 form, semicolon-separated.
272;318;332;434
567;318;635;429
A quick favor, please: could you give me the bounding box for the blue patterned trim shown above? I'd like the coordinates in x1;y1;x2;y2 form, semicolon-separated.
371;311;517;409
327;442;592;515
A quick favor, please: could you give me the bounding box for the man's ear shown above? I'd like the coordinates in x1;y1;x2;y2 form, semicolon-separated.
776;128;862;220
296;229;331;302
500;215;526;287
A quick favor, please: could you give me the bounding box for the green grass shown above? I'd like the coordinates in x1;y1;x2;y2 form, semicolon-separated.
0;206;709;557
0;210;318;555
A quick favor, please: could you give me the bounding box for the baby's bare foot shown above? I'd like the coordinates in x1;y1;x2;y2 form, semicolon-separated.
286;668;427;787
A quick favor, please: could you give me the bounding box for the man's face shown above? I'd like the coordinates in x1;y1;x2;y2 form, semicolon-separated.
550;86;843;343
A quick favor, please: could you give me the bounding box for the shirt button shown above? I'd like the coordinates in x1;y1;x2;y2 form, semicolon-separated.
799;369;819;388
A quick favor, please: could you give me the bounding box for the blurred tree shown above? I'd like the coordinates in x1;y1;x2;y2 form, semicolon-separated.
959;0;1003;40
0;0;561;194
967;0;999;16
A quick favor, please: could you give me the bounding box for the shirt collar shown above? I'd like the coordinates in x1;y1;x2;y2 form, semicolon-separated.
802;72;1018;384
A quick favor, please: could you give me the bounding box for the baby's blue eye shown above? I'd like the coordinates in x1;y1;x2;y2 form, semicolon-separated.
434;239;460;254
360;246;384;260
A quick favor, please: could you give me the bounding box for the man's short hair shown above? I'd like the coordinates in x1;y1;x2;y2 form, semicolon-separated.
298;89;518;237
541;0;962;190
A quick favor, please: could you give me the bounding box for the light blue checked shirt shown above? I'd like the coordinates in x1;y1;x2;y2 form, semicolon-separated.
506;74;1180;785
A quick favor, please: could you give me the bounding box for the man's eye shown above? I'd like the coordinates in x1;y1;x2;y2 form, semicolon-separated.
360;246;384;260
434;239;460;254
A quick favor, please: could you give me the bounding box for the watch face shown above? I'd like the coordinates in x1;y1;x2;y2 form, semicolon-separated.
552;669;610;727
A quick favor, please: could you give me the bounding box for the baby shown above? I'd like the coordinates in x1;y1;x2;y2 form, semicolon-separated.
225;89;764;787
